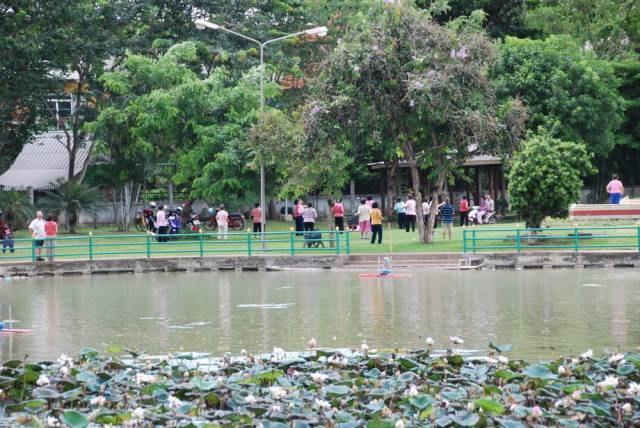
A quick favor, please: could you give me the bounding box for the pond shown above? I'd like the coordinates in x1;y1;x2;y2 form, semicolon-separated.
1;269;639;361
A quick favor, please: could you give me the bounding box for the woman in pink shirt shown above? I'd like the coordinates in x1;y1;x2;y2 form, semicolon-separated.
44;215;58;262
404;195;417;232
606;174;624;204
250;202;262;234
156;205;169;242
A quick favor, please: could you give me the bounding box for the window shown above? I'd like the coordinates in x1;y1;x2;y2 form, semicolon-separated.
46;98;73;130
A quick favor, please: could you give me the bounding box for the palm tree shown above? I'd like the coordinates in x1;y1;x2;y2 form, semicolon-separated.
41;179;103;233
0;191;34;230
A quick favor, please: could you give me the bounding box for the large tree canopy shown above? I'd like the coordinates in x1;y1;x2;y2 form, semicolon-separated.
493;36;625;157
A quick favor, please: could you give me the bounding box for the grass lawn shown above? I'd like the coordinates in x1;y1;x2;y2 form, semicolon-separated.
3;217;639;262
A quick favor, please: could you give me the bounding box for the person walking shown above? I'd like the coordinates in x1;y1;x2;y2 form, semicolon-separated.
250;202;262;234
44;215;58;262
440;198;455;240
405;195;417;232
356;198;371;239
394;197;406;230
216;205;229;240
302;202;317;231
459;195;470;226
331;198;345;231
293;199;304;236
155;205;169;242
28;211;46;261
370;202;383;244
606;174;624;204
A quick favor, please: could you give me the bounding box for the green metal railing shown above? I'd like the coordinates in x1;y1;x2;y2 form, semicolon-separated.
1;230;350;263
463;226;640;253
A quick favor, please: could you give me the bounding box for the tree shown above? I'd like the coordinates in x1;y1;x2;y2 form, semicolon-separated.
493;36;625;157
0;191;33;230
508;133;594;229
303;1;504;243
40;179;103;233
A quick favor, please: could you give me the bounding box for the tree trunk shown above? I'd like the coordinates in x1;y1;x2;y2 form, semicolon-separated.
403;141;426;244
386;160;398;217
350;180;356;214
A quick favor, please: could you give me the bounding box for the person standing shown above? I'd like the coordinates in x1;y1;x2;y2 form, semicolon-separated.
331;198;345;231
440;198;455;240
250;202;262;234
476;196;487;224
216;205;229;240
459;195;470;227
370;202;383;244
302;202;317;231
156;205;169;242
357;198;371;239
44;215;58;262
28;211;46;261
293;199;304;236
606;174;624;204
421;198;430;228
394;197;406;230
2;225;15;254
405;195;417;232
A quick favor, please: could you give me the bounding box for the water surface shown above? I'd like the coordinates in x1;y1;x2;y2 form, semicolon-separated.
1;269;639;361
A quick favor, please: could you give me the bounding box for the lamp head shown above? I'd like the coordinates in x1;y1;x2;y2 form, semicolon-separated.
305;26;328;37
194;19;220;31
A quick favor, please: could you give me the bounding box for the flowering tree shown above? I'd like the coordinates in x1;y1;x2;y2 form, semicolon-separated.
305;0;503;243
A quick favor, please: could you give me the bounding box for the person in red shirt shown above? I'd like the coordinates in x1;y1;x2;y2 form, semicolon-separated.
331;198;345;231
458;195;470;227
44;215;58;262
250;202;262;234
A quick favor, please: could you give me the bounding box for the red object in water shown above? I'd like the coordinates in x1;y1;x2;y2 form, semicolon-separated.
359;273;411;279
0;328;33;334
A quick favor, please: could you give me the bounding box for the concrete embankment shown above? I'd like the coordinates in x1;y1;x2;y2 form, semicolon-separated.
0;251;637;277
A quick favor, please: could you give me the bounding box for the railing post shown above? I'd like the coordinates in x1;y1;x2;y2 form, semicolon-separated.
472;229;477;253
247;232;252;256
199;231;204;258
89;232;94;261
637;226;640;253
574;227;579;253
346;229;350;254
146;233;151;259
516;229;521;253
31;238;36;262
336;230;341;255
290;231;295;256
463;229;467;253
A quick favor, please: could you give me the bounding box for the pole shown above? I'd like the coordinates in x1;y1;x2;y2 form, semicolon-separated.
260;43;266;250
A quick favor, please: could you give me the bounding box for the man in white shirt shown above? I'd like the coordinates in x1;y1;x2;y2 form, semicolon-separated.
216;205;229;240
28;211;46;261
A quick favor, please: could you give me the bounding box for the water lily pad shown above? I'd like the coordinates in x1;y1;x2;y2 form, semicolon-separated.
60;410;89;428
409;394;434;410
450;411;480;426
523;364;557;380
496;418;526;428
325;385;352;397
474;398;505;414
191;377;217;391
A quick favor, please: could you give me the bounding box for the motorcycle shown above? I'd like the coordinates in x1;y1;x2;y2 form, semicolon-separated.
168;208;182;240
185;213;201;232
202;208;246;231
468;206;498;225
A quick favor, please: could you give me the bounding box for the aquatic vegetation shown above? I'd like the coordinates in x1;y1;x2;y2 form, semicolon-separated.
1;344;640;427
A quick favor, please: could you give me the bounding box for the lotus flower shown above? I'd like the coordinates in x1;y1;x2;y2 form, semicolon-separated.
467;401;475;411
308;337;317;349
557;365;566;375
571;389;582;400
608;353;625;364
36;374;50;386
395;420;405;428
361;342;370;353
311;372;328;383
135;373;157;384
531;405;542;418
240;349;247;356
580;349;593;360
268;386;287;399
426;337;434;346
450;336;464;345
47;416;60;427
60;366;70;377
316;398;331;409
56;354;73;367
133;407;145;419
90;396;106;406
627;382;640;395
403;384;419;397
244;394;257;405
598;375;619;391
498;355;509;365
622;402;633;414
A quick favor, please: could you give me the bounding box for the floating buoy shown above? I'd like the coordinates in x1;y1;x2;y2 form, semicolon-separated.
359;273;411;279
0;321;3;332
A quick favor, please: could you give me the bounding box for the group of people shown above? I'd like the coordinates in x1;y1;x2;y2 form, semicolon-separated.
355;197;384;244
28;211;58;262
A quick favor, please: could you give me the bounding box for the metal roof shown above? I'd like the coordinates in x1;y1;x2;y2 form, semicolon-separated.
367;154;502;171
0;131;92;191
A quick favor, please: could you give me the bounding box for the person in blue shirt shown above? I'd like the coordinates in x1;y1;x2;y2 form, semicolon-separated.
393;198;406;230
440;198;455;240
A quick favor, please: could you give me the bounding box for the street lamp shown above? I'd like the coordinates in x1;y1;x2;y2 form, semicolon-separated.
195;19;327;246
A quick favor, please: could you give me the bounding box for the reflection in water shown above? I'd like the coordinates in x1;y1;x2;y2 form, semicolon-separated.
1;269;639;361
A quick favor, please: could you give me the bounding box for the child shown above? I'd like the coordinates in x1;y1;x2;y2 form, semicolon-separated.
44;215;58;261
440;198;454;240
370;202;383;244
2;226;14;254
356;198;371;239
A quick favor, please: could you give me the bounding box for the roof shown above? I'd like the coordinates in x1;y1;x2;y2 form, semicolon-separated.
367;154;502;171
0;131;92;191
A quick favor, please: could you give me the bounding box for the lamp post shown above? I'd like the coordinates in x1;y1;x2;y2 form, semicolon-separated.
195;19;327;246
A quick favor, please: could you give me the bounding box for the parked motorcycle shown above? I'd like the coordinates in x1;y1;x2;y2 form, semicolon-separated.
202;208;246;231
468;206;498;225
